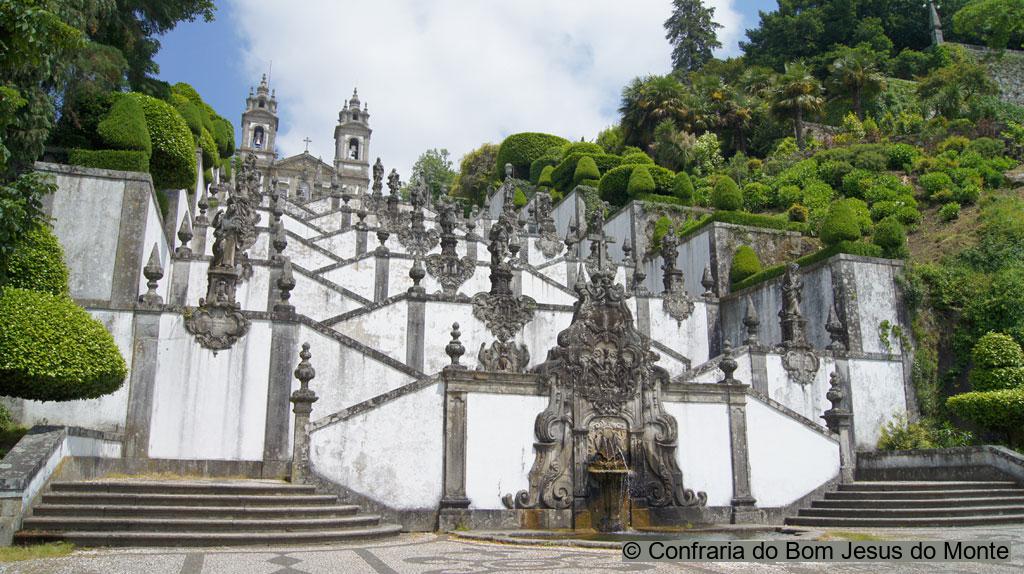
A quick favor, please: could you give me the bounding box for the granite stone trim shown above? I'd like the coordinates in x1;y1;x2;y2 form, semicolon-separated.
444;370;545;396
123;311;161;458
292;314;427;379
263;321;299;466
650;339;692;370
0;426;67;493
307;375;440;433
407;299;426;372
748;389;838;441
857;445;1024;483
34;161;154;185
109;178;153;306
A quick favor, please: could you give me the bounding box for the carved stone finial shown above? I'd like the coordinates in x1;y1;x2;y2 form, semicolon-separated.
195;187;210;226
701;264;715;298
445;323;467;369
408;256;426;296
355;209;368;231
290;343;318;415
274;258;296;314
271;222;288;264
720;339;739;384
175;217;193;258
827;371;845;411
375;228;390;256
822;371;850;434
743;295;760;346
139;243;163;307
826;302;847;351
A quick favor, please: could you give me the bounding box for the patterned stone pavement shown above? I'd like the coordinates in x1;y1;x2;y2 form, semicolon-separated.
2;527;1023;574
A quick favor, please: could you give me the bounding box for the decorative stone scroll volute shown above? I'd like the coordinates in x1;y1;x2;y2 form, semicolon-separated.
184;152;261;351
503;216;706;514
472;169;536;372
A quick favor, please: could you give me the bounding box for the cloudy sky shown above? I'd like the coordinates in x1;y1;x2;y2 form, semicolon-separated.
157;0;769;177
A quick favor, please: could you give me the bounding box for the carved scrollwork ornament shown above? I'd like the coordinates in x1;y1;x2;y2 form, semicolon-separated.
782;348;820;386
471;291;537;343
184;281;251;353
663;290;695;323
477;339;530;373
531;193;563;259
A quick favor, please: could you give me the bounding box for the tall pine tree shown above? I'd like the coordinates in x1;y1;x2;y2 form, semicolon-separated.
664;0;723;73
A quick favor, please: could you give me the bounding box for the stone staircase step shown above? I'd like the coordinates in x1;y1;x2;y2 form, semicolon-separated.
32;503;361;519
838;481;1020;492
21;515;382;533
825;489;1023;500
812;496;1024;509
786;514;1024;528
40;492;339;507
48;480;317;496
14;524;403;547
798;505;1024;519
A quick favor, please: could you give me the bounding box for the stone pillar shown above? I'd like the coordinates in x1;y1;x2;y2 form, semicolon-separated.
123;309;162;458
823;370;856;483
439;328;471;529
406;298;426;371
263;314;298;478
634;295;651;337
373;250;389;303
719;342;763;524
289;343;319;484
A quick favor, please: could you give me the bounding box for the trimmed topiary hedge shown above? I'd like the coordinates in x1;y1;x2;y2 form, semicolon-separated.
676;210;809;240
732;241;883;291
494;132;568;180
97;96;151;155
551;152;622;191
969;332;1024;392
672;172;693;203
530;157;559;183
126;92;196;191
635;193;687;206
627;165;655;196
711;176;742;211
537;165;554;188
574;156;600;186
598;164;633;206
730;245;762;284
820;199;867;246
0;288;128;401
872;217;908;259
1;225;68;296
621;151;654;165
199;127;217;170
947;388;1024;441
68;149;150;173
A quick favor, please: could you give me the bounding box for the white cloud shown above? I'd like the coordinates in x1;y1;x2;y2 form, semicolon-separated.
230;0;741;177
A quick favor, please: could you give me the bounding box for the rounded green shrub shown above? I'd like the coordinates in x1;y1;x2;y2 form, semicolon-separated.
211;116;235;158
730;245;762;284
170;93;203;137
776;185;802;209
2;225;68;296
821;200;864;246
965;137;1004;159
199;127;217;171
621;152;654;165
537;165;554;188
672;172;693;203
0;288;127;401
512;188;528;208
842;169;875;199
627;165;655;197
947;388;1024;435
126;92;196;191
953;184;981;205
494;132;569;179
742;182;772;212
574;156;600;186
968;332;1024;392
939;202;961;221
938;135;970;154
817;160;854;189
530;157;558;183
711;176;742;211
801;181;834;211
97;95;151;155
598;165;633;206
886;143;918;170
919;172;954;198
872;217;908;258
565;141;603;156
788;204;809;222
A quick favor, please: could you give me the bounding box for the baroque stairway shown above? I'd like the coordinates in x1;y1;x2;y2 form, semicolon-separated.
15;479;401;546
786;480;1024;527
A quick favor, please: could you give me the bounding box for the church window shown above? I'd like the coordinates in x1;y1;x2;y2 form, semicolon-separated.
348;138;360;160
253;126;265;149
352;112;359;121
258;99;265;108
298;181;310;200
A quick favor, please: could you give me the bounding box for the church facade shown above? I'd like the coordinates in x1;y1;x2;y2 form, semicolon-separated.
238;75;372;200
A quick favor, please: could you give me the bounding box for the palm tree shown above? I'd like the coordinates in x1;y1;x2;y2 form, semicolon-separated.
770;62;825;150
619;75;689;149
828;50;885;119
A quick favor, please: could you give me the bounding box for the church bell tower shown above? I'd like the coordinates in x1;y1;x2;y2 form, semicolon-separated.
239;74;278;168
333;88;372;194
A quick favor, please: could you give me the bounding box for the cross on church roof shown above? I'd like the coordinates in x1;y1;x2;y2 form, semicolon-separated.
303;137;312;153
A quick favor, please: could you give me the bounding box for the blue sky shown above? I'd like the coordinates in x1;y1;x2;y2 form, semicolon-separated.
156;1;779;174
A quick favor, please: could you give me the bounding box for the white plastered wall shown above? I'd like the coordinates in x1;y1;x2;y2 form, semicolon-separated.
465;393;548;509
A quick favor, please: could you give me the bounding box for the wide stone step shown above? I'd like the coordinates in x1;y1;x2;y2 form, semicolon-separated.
786;514;1024;528
798;505;1024;519
49;480;317;496
812;496;1024;509
32;503;361;519
22;514;382;533
825;489;1024;500
14;524;403;547
41;492;340;507
838;481;1020;492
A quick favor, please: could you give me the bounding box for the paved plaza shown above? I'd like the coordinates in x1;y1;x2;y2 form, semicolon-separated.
3;526;1023;574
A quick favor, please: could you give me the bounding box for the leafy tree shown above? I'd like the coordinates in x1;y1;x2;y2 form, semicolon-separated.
452;143;498;206
664;0;723;73
770;62;825;149
916;50;998;118
409;148;456;201
828;48;886;119
651;119;696;172
953;0;1024;50
595;125;625;155
618;75;689;149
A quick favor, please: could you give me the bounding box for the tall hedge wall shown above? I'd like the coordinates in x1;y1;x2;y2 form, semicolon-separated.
97;96;151;155
126;92;196;190
494;133;568;180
